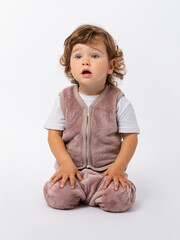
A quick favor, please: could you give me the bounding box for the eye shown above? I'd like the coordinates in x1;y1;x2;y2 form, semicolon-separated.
75;55;81;59
91;54;99;59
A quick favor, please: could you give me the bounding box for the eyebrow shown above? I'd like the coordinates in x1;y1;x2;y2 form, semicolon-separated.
91;47;103;53
72;47;103;54
72;48;81;54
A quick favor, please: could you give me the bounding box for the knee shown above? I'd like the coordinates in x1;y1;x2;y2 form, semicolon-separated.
43;180;85;209
97;182;136;213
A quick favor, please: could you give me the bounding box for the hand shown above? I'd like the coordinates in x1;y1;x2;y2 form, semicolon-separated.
101;163;132;192
50;162;82;189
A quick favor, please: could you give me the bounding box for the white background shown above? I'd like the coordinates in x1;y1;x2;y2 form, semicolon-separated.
0;0;180;239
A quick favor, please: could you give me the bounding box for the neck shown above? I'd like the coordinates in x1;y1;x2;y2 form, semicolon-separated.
78;84;106;96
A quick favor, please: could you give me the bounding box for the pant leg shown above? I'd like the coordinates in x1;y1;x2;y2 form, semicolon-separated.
88;172;136;213
43;164;136;212
43;163;86;210
43;178;86;209
78;169;104;204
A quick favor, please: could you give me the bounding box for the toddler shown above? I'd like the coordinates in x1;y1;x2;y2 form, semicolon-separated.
43;24;140;212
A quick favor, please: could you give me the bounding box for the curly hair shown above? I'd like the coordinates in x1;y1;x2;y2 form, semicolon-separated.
60;24;127;87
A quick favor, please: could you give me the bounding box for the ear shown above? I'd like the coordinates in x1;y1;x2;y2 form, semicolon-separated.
107;59;115;74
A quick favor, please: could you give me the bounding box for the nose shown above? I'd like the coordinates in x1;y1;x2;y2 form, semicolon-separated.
82;57;91;66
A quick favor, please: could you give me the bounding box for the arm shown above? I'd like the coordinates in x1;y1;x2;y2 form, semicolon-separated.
48;129;73;166
101;133;138;191
48;129;82;188
114;133;138;171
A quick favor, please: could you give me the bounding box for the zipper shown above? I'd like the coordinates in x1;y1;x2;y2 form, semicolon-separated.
87;106;91;167
86;110;88;167
83;108;88;168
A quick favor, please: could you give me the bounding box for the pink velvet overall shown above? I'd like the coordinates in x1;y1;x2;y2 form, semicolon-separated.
43;85;136;212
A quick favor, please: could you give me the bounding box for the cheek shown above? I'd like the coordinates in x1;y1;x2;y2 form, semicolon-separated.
95;60;109;73
69;60;75;73
70;61;79;76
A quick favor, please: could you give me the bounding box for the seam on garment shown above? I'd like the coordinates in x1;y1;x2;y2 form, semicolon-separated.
90;85;109;108
87;86;110;169
77;178;88;200
116;90;124;134
59;91;66;116
78;179;87;199
116;91;125;105
88;174;106;203
81;108;88;168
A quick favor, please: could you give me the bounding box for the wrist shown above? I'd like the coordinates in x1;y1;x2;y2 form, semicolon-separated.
58;157;74;167
113;160;126;172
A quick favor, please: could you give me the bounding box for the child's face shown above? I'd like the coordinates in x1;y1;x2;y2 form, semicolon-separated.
70;39;114;94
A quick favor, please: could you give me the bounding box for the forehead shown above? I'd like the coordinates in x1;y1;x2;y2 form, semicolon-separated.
72;39;106;53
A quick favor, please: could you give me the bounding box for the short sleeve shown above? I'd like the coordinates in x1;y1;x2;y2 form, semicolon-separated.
43;96;65;130
116;96;140;134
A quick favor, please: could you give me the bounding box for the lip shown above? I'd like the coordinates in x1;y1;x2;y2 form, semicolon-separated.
82;73;92;78
81;69;92;78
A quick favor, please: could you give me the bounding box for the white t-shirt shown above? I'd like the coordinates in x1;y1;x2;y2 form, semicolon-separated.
44;92;140;134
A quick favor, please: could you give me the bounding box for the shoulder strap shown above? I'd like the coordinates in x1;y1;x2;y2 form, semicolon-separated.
58;91;66;116
116;88;125;104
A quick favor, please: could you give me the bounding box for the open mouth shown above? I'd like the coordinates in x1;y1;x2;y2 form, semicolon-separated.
82;69;92;75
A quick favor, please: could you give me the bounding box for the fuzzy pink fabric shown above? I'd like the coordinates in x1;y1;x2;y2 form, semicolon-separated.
43;168;136;213
43;84;136;212
59;84;125;171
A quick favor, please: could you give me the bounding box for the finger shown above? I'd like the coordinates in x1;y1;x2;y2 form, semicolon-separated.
101;170;108;176
119;178;127;192
125;179;132;190
76;171;82;181
60;176;68;188
51;175;61;185
50;172;57;181
121;177;131;189
113;178;119;191
104;176;112;189
69;175;75;189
